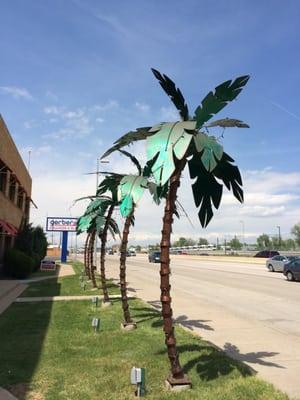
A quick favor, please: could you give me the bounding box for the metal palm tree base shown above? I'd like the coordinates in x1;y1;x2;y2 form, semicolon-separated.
165;375;192;391
121;322;137;331
101;300;112;308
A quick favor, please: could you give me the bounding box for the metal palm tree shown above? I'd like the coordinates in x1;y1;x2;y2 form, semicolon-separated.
77;196;120;297
101;69;249;387
99;153;166;328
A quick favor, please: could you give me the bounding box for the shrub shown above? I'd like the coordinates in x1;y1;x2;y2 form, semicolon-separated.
31;252;42;271
15;223;48;261
4;248;34;279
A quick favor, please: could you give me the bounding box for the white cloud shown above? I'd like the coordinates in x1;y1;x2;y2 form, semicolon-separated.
43;106;94;140
45;91;58;101
20;145;52;158
92;100;119;112
0;86;33;100
135;102;150;112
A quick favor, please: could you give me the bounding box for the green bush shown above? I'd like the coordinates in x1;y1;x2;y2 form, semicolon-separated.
31;252;42;271
4;248;34;279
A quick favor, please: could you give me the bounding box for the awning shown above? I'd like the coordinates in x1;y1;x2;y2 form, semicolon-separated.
0;219;18;236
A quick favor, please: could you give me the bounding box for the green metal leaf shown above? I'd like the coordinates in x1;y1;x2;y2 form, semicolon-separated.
213;152;244;203
193;133;223;172
108;217;121;240
120;195;133;217
205;118;249;129
100;127;153;159
194;75;250;129
151;68;189;120
95;215;106;235
148;182;168;205
146;121;195;185
85;198;110;216
76;215;93;235
188;152;223;228
97;174;122;203
118;149;142;175
118;175;148;217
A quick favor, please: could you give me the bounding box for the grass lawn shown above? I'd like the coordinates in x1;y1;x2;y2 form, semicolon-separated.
22;261;120;297
0;261;290;400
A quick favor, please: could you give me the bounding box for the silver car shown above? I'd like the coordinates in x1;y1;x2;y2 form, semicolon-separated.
266;255;297;272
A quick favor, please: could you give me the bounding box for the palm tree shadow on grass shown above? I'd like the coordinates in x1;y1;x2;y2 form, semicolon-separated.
130;304;214;331
130;306;161;324
157;342;284;381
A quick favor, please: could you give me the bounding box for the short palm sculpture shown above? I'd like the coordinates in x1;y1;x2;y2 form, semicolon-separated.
77;196;120;298
98;152;166;328
102;69;249;387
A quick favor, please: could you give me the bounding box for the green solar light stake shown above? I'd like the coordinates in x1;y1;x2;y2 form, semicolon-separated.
130;367;145;397
92;296;99;307
92;318;100;332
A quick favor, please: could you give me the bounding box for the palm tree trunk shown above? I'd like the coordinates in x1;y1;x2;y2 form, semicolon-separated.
119;210;134;324
89;229;97;288
160;160;190;384
84;233;91;279
100;204;115;302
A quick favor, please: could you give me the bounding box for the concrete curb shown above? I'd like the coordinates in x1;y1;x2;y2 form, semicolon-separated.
14;294;136;303
0;387;18;400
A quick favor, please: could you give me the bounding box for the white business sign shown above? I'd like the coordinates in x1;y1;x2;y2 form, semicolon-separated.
46;217;78;232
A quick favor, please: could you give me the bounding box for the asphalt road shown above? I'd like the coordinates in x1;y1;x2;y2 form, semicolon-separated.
104;254;300;398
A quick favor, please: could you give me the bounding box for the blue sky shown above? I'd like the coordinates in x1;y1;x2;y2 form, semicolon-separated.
1;0;300;245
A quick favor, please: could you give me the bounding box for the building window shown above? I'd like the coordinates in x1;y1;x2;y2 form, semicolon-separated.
17;188;24;209
0;161;6;193
9;176;15;202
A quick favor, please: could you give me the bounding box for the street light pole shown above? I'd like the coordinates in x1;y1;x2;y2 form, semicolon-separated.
240;220;245;249
277;225;281;250
94;158;100;270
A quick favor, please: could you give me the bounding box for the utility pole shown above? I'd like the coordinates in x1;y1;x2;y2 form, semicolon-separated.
277;225;281;249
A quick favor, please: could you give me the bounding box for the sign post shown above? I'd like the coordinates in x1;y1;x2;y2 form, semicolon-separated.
61;231;68;263
46;217;78;263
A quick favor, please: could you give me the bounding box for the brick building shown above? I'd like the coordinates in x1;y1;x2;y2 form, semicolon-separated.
0;115;32;266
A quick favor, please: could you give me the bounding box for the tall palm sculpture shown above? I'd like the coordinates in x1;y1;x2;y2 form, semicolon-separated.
77;196;120;297
101;69;249;387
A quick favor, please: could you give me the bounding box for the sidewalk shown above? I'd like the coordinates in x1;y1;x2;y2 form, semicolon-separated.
0;264;74;315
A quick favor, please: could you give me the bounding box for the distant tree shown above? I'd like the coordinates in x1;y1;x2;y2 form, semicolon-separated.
256;234;271;249
228;236;242;250
291;223;300;247
173;237;196;247
135;245;141;252
284;238;296;250
271;236;280;250
198;237;208;246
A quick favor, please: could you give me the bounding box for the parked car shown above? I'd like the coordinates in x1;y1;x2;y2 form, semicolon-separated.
129;250;136;256
107;249;114;255
148;251;161;263
283;258;300;281
254;250;280;258
266;255;297;272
